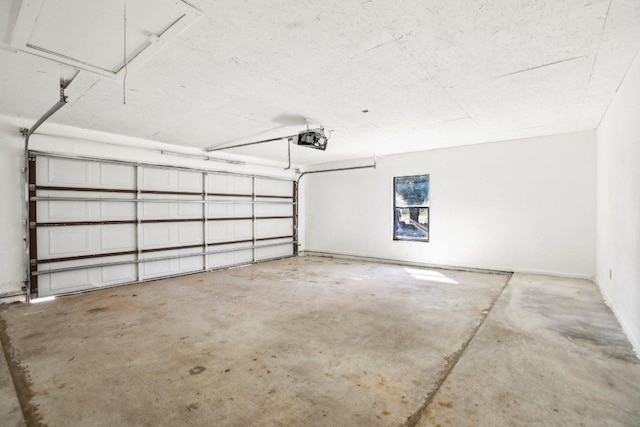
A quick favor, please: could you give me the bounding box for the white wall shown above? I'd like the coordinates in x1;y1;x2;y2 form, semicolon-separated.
302;131;596;278
0;118;26;298
596;51;640;354
0;114;296;300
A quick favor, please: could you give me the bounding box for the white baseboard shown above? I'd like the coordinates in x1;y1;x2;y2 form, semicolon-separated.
511;268;593;280
301;250;593;279
300;250;512;275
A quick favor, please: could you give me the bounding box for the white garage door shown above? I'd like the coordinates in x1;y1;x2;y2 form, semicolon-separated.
28;151;296;298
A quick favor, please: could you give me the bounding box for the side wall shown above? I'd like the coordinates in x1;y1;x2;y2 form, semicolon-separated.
302;131;596;278
596;52;640;354
0;119;26;299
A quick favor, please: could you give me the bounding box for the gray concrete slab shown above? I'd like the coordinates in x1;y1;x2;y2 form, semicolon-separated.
417;273;640;427
3;261;639;426
0;257;508;426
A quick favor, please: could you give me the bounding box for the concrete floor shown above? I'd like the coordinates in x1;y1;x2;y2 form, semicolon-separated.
0;256;638;426
417;273;640;427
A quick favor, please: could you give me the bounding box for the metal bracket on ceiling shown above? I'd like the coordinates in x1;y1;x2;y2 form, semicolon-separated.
23;77;75;139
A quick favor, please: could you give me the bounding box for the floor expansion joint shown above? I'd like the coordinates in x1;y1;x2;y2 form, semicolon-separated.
403;272;514;427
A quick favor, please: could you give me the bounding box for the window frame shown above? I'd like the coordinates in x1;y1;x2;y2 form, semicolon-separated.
393;174;430;243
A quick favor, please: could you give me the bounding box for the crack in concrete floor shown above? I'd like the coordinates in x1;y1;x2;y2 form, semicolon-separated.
403;273;513;427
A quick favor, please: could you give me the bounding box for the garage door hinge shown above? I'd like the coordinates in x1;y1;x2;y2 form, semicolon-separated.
30;259;37;265
29;222;37;228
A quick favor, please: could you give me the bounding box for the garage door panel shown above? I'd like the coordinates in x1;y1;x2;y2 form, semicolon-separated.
207;222;231;243
178;223;203;244
142;259;173;278
37;191;136;222
141;168;202;192
100;201;135;218
178;202;202;217
256;219;293;239
234;222;254;241
47;200;90;219
39;228;91;258
142;168;171;190
140;223;203;249
100;163;135;188
46;158;90;185
207;204;228;218
179;253;204;271
255;202;292;217
140;248;204;279
207;174;252;194
40;200;134;221
142;202;171;218
207;221;252;243
51;229;91;255
207;202;252;218
49;269;90;292
178;171;202;191
207;248;253;269
256;243;293;261
101;263;137;285
38;225;137;259
37;254;138;297
255;179;291;197
38;157;135;190
141;224;172;248
101;226;136;250
142;258;172;278
140;195;202;219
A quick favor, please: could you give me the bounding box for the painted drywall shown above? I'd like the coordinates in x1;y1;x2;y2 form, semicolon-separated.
596;51;640;354
0;117;26;299
302;131;596;278
0;114;296;300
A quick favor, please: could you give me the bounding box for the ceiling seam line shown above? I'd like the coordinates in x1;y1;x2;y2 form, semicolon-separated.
491;56;587;79
595;46;640;130
67;79;100;109
576;0;613;129
585;0;613;90
435;81;477;126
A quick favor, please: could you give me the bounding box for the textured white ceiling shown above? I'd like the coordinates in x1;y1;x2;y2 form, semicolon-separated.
14;0;198;75
1;0;639;165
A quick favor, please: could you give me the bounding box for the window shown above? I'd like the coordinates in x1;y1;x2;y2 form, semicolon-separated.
394;175;429;242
